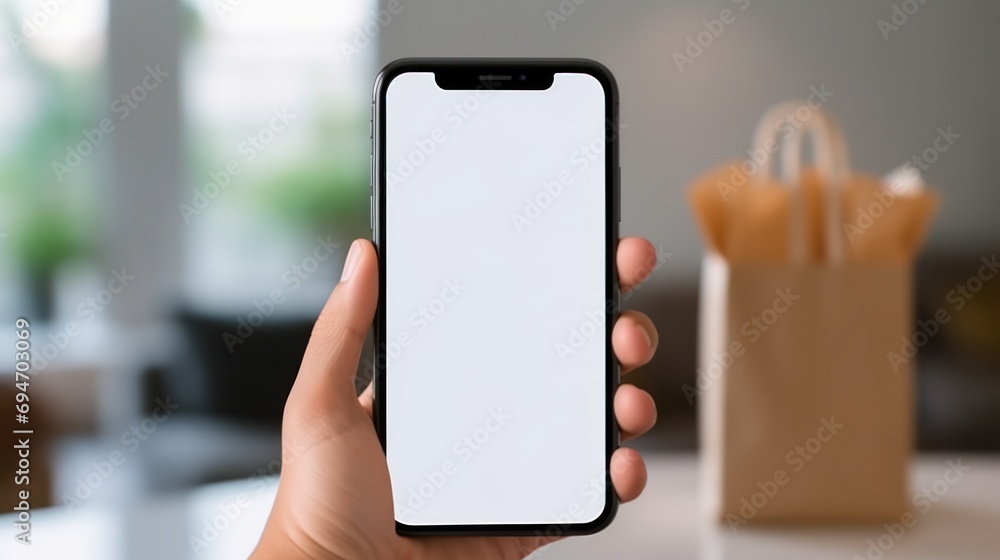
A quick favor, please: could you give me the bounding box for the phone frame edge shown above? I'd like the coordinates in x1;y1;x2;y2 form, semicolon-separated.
371;57;621;537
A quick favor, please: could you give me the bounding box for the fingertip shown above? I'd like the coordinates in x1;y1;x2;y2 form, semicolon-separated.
612;311;658;373
617;237;659;291
345;238;379;283
339;240;363;283
332;239;379;314
614;384;657;440
610;447;647;503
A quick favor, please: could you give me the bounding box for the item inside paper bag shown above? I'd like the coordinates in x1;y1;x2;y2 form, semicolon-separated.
689;102;938;264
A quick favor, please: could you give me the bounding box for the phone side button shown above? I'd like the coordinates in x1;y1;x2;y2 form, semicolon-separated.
369;194;374;231
616;166;621;222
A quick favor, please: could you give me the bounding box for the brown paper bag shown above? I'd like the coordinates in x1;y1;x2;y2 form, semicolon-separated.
694;103;934;527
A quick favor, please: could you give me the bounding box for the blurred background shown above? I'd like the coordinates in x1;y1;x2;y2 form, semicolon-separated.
0;0;998;558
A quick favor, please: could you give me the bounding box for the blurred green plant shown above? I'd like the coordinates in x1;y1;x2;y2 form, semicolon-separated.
253;115;370;240
178;2;371;248
11;204;89;272
0;7;100;317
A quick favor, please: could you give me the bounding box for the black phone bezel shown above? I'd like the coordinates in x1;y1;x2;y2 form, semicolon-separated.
370;58;621;537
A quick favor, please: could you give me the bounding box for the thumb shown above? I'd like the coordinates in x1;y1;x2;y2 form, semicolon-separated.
289;239;379;418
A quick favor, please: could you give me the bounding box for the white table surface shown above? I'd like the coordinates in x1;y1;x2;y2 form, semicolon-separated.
3;453;999;559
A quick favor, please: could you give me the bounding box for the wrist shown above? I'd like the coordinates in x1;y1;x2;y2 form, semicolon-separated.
252;501;340;560
251;499;378;560
251;521;319;560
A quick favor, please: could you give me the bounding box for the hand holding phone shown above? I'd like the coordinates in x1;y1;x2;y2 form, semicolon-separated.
252;236;659;560
252;58;660;559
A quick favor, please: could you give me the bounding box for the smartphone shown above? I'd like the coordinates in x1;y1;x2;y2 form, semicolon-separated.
371;58;620;536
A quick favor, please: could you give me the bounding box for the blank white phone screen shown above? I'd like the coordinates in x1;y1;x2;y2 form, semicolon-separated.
385;71;608;527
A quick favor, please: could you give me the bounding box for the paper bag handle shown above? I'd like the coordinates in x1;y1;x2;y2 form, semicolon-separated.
752;102;850;264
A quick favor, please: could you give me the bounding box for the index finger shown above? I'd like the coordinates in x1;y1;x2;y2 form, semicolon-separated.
617;237;661;293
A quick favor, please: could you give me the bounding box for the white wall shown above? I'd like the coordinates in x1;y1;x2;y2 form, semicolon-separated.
376;0;999;285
